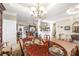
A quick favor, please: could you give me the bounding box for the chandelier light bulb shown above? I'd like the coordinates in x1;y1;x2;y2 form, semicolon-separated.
31;7;36;11
34;14;38;17
39;6;45;11
30;11;34;15
43;10;47;14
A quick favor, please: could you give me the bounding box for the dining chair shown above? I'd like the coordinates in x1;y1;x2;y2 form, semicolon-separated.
71;45;78;56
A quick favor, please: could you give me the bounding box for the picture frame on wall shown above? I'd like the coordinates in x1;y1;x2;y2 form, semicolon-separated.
29;25;36;33
64;26;70;30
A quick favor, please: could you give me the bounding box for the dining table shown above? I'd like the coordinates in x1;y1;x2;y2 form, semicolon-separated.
23;41;67;56
51;39;77;55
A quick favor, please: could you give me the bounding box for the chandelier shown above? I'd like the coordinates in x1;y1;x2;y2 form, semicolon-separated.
30;3;47;20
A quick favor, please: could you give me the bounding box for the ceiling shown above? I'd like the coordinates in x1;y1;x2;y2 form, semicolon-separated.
3;3;79;25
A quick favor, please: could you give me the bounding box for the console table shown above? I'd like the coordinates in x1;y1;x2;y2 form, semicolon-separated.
71;35;79;41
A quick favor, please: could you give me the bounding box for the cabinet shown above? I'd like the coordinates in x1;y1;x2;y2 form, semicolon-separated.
0;3;5;44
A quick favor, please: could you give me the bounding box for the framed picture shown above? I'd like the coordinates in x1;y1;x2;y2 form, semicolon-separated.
29;25;36;33
40;22;50;31
64;26;70;30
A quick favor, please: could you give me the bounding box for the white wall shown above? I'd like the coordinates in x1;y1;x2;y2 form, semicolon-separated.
2;12;17;45
55;16;79;40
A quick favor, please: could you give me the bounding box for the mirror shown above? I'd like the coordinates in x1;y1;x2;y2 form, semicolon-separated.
40;21;50;31
72;21;79;33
